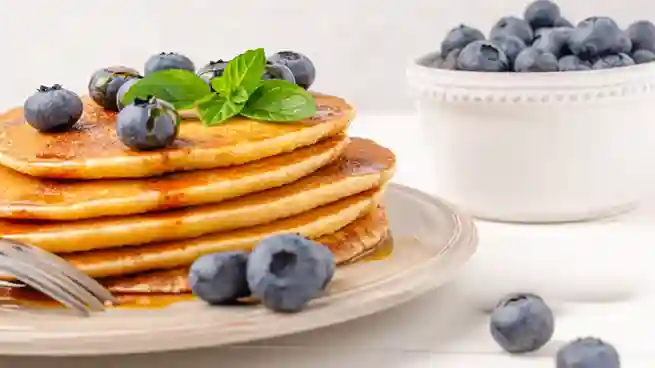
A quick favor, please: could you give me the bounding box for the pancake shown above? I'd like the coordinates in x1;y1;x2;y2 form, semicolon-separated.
0;135;347;221
62;188;382;278
0;94;353;179
102;205;389;294
0;138;395;253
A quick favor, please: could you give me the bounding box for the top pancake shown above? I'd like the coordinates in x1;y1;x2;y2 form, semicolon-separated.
0;93;353;179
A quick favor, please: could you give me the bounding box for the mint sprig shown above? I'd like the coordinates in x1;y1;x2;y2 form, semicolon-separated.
121;48;317;126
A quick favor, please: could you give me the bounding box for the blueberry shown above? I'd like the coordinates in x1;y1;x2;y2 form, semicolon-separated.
88;66;141;111
490;16;533;45
197;59;229;80
490;293;554;353
627;20;655;53
632;49;655;64
554;16;574;28
115;97;179;151
533;27;573;58
438;49;461;70
514;47;559;72
440;24;485;56
268;51;316;89
491;35;526;66
262;62;296;83
524;0;561;30
456;40;510;72
568;17;632;60
144;52;195;76
558;55;592;71
556;337;620;368
189;251;250;305
592;53;635;69
247;233;335;313
23;84;83;132
115;77;142;111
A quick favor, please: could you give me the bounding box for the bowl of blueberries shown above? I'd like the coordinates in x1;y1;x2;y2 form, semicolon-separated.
407;0;655;223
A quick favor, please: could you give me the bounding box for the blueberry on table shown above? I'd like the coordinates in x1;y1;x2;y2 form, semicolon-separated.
556;337;620;368
88;66;141;111
568;17;632;60
533;27;573;58
627;20;655;52
115;97;179;151
489;293;554;353
592;53;635;69
524;0;561;29
558;55;591;71
490;16;534;45
438;49;461;70
115;78;141;111
440;24;485;57
262;62;296;83
144;52;195;76
268;51;316;89
24;84;83;132
247;233;335;313
632;49;655;64
197;59;229;80
513;47;558;72
456;40;510;72
491;35;527;66
189;252;250;305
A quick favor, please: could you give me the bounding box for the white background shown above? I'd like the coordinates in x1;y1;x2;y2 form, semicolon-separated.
2;0;655;366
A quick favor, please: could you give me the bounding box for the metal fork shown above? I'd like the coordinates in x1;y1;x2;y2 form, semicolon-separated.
0;238;117;316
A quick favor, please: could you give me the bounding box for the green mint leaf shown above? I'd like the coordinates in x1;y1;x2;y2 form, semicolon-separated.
221;48;266;96
232;86;249;104
210;76;230;96
195;93;244;126
240;80;317;122
122;69;210;110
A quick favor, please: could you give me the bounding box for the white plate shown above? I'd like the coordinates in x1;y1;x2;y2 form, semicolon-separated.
0;183;478;356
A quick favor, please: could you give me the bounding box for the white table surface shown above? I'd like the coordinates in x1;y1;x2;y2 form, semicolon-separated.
5;115;654;367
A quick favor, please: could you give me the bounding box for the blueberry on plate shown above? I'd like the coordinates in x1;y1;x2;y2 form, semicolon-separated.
247;233;335;313
524;0;561;30
632;49;655;64
262;62;296;83
491;35;527;66
115;77;142;111
438;49;461;70
268;51;316;89
490;16;534;45
490;293;554;353
440;24;485;57
115;97;179;151
24;84;83;132
556;337;620;368
568;17;632;60
627;20;655;53
88;66;141;111
532;27;573;58
592;53;635;69
197;59;229;80
558;55;591;71
456;40;510;72
189;251;250;305
144;52;195;76
513;47;558;72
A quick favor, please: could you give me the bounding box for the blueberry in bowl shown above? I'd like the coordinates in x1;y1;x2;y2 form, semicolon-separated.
88;66;141;111
491;35;526;67
632;49;655;64
440;24;486;57
144;52;195;76
627;20;655;53
262;62;296;83
268;51;316;90
490;16;533;45
513;47;558;72
438;49;462;70
568;17;632;60
456;40;510;72
524;0;561;29
24;84;83;132
592;53;635;69
189;251;250;305
532;27;573;58
115;96;179;151
558;54;591;71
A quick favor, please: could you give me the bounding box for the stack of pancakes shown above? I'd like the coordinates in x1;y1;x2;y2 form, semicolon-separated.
0;93;396;296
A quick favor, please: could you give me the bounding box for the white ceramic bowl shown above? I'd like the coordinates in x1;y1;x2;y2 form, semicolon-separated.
407;52;655;223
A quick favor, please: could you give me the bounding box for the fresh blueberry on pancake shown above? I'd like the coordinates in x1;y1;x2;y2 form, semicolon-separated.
144;52;195;76
267;51;316;89
262;61;296;83
115;78;141;111
189;252;251;305
247;234;335;313
23;84;83;132
197;59;229;80
88;66;141;111
115;97;179;151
